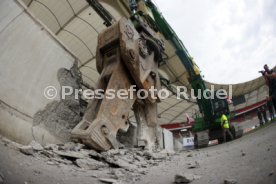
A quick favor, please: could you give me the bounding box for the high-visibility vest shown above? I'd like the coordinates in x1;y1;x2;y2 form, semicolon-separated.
221;114;230;129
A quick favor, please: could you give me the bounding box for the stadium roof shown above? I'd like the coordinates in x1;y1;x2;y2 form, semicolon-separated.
19;0;268;124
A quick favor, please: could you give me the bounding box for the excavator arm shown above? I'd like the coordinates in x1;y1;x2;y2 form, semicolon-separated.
144;0;214;124
142;1;244;147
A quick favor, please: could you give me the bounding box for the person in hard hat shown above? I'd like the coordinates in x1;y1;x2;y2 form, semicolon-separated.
220;112;233;143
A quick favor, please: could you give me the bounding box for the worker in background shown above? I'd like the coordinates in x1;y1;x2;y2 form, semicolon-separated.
257;108;263;125
267;96;275;121
263;65;276;113
220;112;233;143
261;105;268;123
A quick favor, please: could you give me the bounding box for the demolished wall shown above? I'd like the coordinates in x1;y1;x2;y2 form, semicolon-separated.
33;64;87;141
0;0;79;144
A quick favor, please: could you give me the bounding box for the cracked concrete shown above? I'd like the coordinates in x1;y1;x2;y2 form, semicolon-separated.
33;63;87;141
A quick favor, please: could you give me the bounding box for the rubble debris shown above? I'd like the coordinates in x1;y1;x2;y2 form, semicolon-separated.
187;154;193;157
107;149;121;156
29;141;44;151
44;144;59;151
40;150;55;158
75;158;108;170
53;150;87;160
152;153;168;160
224;178;237;184
2;136;168;184
143;151;154;159
175;174;192;183
174;174;201;183
33;170;41;176
51;157;72;165
111;169;125;179
103;156;136;170
269;170;274;176
60;142;85;151
19;146;35;156
99;178;118;184
19;141;44;156
47;161;58;166
187;161;200;169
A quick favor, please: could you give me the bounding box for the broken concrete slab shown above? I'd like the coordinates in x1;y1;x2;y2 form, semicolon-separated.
44;144;59;151
53;150;87;160
47;161;59;166
33;170;41;176
19;146;35;156
88;150;103;159
1;135;169;184
60;142;85;151
111;169;126;179
174;173;199;183
104;156;136;171
143;151;154;160
29;141;44;151
40;150;55;158
51;157;73;165
107;149;121;156
174;173;201;183
151;152;168;160
75;158;108;170
99;178;119;184
187;161;200;169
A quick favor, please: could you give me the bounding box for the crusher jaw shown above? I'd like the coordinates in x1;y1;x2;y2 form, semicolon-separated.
71;17;164;151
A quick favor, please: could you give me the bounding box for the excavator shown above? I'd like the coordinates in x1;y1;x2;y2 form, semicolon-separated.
71;0;243;151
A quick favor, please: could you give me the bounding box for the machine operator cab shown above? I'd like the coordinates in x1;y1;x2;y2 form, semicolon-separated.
213;97;230;120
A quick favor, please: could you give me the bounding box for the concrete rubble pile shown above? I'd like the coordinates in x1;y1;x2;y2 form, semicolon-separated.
1;137;174;184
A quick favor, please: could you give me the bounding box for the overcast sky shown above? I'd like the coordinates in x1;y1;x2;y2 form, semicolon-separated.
154;0;276;84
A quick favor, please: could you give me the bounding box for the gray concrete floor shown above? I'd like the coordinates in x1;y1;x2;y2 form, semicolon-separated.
136;122;276;184
0;121;275;184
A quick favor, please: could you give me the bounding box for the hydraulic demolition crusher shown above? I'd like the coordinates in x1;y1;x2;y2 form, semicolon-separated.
71;3;165;151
